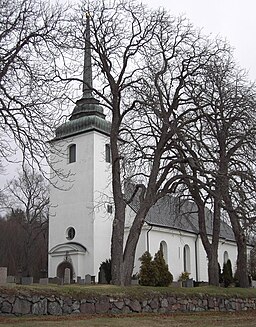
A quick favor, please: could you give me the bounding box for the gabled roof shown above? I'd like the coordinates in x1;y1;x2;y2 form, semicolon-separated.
144;195;235;241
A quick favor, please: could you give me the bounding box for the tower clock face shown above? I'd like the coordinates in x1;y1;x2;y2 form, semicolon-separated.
66;227;76;240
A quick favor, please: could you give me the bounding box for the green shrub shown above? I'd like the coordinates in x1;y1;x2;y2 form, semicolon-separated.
139;248;173;287
153;248;173;286
218;262;223;284
99;259;112;284
222;259;233;288
139;251;159;286
178;271;190;282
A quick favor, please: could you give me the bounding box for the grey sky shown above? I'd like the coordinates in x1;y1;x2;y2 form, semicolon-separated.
144;0;256;81
1;0;255;187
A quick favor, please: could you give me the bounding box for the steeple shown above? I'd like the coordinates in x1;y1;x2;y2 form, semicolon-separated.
69;12;105;121
82;13;93;99
54;13;110;140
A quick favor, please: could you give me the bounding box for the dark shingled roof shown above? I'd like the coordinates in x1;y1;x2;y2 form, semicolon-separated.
128;192;235;242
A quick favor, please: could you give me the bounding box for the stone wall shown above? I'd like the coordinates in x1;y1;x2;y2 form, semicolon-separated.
1;293;256;316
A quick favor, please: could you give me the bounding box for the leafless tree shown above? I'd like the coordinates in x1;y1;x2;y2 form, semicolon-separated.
68;0;231;285
0;0;71;172
2;165;49;277
179;52;256;287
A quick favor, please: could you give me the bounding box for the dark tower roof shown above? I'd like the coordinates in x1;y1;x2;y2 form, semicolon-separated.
54;13;110;140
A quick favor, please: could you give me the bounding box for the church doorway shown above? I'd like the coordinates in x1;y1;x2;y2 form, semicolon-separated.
57;261;74;283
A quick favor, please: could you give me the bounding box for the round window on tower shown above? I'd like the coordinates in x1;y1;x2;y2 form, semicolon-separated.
66;227;76;240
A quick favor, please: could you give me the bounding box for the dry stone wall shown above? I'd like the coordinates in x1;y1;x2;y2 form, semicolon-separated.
0;293;256;316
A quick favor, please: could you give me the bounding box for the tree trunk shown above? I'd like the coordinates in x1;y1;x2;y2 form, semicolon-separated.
110;180;126;285
191;185;220;286
221;179;249;288
207;250;220;286
110;216;125;285
110;100;126;285
122;206;152;285
236;240;249;287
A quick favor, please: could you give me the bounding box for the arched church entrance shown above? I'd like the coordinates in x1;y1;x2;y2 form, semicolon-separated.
57;261;74;283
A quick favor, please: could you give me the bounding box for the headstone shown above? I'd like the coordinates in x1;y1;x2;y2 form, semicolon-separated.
252;280;256;288
85;274;91;284
49;277;62;285
39;278;49;285
0;267;7;284
131;279;139;285
21;277;33;285
98;268;107;284
64;268;70;284
7;275;16;283
78;279;85;285
77;276;81;284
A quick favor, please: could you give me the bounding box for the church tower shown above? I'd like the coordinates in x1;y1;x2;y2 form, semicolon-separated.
48;15;112;283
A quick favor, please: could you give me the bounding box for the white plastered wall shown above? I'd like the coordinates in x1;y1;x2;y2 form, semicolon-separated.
48;130;112;281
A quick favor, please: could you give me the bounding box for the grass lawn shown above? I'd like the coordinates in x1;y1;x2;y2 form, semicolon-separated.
1;283;256;299
1;284;256;326
1;311;256;327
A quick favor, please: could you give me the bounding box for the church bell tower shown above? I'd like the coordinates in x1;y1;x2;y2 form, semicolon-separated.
48;14;112;282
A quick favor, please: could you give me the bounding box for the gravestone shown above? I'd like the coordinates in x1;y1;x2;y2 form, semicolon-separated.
7;276;16;283
21;277;33;285
39;278;49;285
64;268;71;284
0;267;7;284
85;274;91;284
98;268;107;284
49;277;62;285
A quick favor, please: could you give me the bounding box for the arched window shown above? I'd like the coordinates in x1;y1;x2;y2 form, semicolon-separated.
223;251;229;264
105;144;111;163
68;144;76;163
160;241;168;263
184;244;191;272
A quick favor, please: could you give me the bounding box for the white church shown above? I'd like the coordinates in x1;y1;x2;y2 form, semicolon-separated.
48;17;239;284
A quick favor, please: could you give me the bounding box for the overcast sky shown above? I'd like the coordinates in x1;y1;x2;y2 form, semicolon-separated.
144;0;256;81
1;0;255;187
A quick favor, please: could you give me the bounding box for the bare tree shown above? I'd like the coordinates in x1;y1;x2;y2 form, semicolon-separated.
3;165;49;277
67;0;230;285
0;0;71;171
180;52;256;287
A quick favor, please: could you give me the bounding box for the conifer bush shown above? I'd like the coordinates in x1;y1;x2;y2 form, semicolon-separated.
139;251;159;286
153;248;173;286
222;259;233;287
99;259;112;284
139;249;173;286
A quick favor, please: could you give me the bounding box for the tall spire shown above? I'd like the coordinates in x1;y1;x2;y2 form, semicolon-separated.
54;11;111;139
68;12;106;122
82;13;93;99
54;10;111;139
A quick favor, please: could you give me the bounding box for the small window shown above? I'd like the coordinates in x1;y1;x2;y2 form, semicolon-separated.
160;241;168;263
224;251;229;264
105;144;111;163
66;227;76;240
107;204;113;214
184;244;191;272
68;144;76;163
